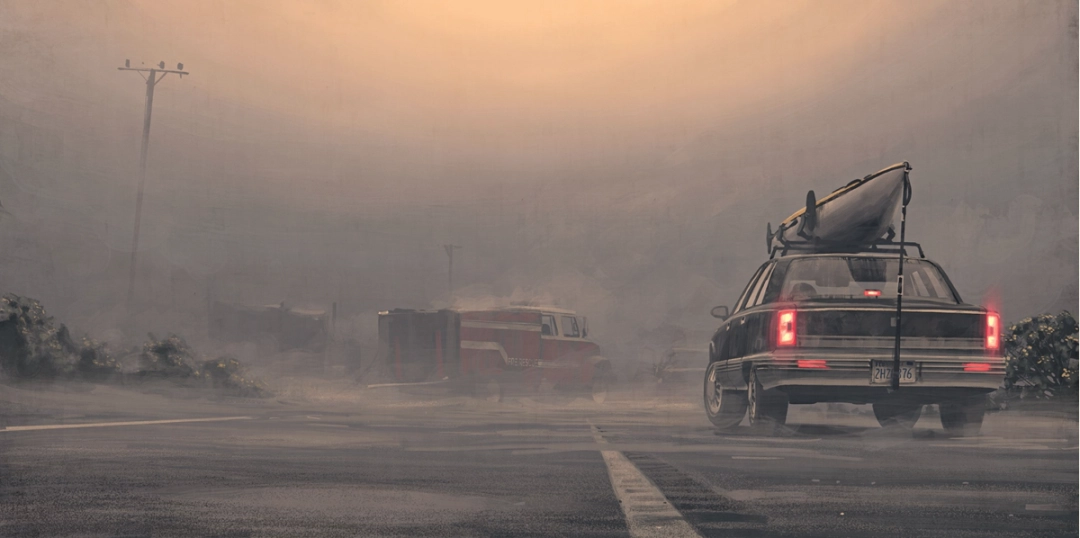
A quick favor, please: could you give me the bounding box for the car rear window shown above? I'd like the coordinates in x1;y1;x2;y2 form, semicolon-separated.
775;257;958;303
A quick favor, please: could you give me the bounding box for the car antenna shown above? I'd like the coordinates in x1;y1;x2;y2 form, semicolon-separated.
889;162;913;391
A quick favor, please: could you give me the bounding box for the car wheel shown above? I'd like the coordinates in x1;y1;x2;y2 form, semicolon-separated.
872;402;923;429
704;362;747;429
748;369;788;432
939;396;986;437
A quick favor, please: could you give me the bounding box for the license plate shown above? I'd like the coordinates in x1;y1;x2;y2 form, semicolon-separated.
870;361;917;384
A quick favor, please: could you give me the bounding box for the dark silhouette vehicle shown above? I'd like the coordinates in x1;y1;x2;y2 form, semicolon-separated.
704;247;1004;436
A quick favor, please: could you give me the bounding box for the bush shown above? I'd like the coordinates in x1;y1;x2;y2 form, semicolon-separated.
139;333;201;379
138;334;269;396
201;356;269;397
1003;311;1078;399
0;293;269;397
0;294;79;378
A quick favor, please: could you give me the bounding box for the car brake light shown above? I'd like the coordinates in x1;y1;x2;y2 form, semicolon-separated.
797;359;827;369
864;289;882;297
985;313;1000;351
777;309;797;347
964;362;992;372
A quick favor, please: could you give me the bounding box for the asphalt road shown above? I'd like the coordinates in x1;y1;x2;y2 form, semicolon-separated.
1;383;1076;537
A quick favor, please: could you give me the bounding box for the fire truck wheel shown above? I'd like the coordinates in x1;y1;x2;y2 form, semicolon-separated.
476;376;503;403
590;362;612;404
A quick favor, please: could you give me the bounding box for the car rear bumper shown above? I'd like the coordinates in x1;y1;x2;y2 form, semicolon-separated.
750;349;1004;402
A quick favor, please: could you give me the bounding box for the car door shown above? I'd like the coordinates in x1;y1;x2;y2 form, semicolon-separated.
715;262;771;387
715;262;764;361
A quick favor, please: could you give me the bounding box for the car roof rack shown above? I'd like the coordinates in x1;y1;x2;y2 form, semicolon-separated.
769;237;926;260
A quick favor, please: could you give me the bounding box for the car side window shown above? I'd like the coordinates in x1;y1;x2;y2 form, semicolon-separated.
748;263;776;308
733;264;767;313
541;315;558;336
560;316;580;337
761;260;789;304
739;262;773;311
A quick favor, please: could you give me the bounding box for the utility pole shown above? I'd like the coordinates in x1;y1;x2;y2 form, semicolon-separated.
443;244;462;298
117;60;189;311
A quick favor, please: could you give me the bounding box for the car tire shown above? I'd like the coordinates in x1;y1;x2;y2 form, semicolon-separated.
872;402;923;429
748;368;788;432
939;396;986;437
704;362;747;429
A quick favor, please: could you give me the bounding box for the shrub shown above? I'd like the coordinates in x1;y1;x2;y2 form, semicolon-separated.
138;334;270;396
0;294;269;397
76;337;122;380
1003;311;1078;399
201;356;269;397
138;333;201;379
0;294;79;378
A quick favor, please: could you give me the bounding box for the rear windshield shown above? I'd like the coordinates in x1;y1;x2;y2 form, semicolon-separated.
772;257;958;303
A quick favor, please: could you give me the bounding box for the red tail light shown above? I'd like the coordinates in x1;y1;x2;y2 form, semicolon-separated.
864;289;882;297
964;362;992;372
777;309;797;347
797;359;827;369
985;312;1000;351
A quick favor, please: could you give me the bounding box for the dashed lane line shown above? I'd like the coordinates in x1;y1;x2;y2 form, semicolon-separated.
1;416;252;432
588;420;702;538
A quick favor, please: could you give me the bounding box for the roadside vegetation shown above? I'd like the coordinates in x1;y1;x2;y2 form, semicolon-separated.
984;310;1077;414
0;293;268;397
1001;310;1078;399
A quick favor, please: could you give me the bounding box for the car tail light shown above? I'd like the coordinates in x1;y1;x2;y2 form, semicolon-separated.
964;362;992;372
777;309;797;347
864;289;882;297
797;359;827;369
985;312;1000;351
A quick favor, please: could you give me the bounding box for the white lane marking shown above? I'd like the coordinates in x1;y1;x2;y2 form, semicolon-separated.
924;442;1055;451
1;416;252;433
588;420;701;538
723;436;822;443
1026;504;1072;512
365;378;452;389
732;456;784;460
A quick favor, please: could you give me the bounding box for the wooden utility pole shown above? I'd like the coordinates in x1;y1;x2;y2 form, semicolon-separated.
118;60;189;311
443;244;462;297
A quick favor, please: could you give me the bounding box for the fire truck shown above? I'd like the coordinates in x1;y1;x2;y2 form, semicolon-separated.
376;306;611;402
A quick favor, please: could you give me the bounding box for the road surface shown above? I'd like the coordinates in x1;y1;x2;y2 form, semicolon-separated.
1;383;1076;537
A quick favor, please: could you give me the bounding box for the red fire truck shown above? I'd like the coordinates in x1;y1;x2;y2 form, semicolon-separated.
376;306;612;402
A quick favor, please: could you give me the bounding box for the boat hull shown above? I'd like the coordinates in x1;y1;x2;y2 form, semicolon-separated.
770;163;909;251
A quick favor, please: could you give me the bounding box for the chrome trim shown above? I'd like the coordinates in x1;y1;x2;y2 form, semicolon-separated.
798;336;985;350
461;321;541;331
796;307;975;314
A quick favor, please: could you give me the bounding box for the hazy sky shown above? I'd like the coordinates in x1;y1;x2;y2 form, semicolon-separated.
0;0;1076;349
2;1;967;206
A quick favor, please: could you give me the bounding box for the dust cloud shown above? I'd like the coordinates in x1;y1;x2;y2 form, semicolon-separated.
0;1;1075;374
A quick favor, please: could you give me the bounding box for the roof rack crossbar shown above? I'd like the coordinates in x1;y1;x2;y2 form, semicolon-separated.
769;238;925;259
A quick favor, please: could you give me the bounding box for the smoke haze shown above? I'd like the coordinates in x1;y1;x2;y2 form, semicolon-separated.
1;0;1076;357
